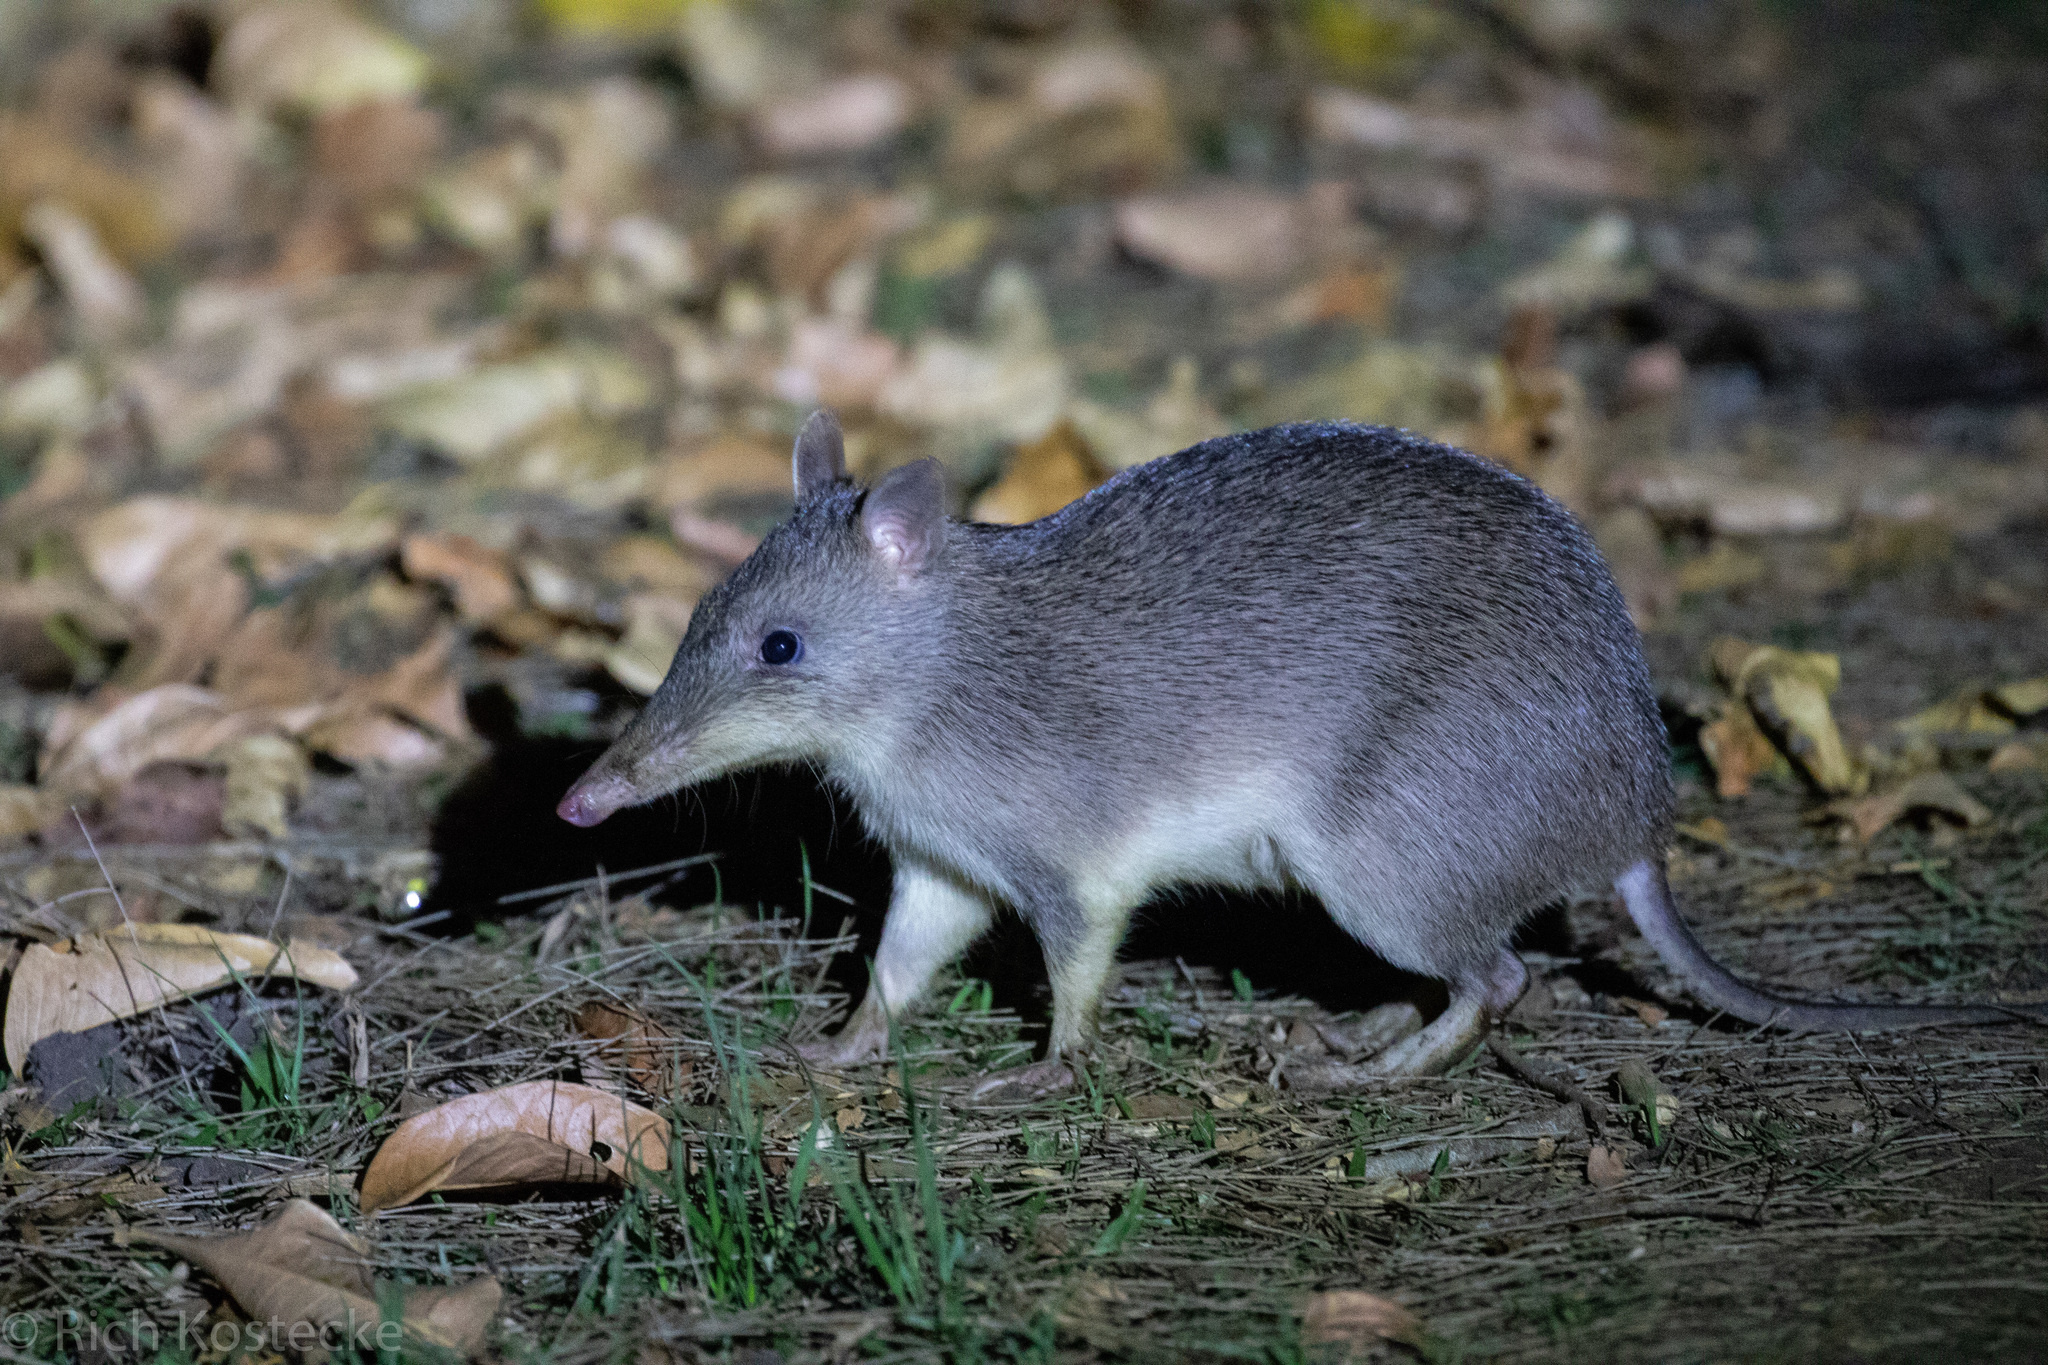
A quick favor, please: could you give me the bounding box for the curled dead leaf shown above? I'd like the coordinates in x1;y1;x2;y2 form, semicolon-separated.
1299;1288;1428;1352
1710;637;1860;794
358;1080;670;1213
131;1200;499;1359
1830;772;1992;843
1697;702;1785;799
4;925;358;1073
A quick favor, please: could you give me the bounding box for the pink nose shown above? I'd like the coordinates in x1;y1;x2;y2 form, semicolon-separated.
557;775;630;827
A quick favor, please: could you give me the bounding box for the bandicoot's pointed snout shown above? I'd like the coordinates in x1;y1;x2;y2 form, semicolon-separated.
557;771;635;827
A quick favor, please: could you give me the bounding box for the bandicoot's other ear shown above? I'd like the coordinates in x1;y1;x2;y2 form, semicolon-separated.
862;459;946;578
793;410;847;501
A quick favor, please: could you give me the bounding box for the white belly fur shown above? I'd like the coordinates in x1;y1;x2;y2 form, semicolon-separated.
1071;782;1294;917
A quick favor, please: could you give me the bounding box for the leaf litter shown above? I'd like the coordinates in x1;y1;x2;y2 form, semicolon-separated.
0;0;2045;1360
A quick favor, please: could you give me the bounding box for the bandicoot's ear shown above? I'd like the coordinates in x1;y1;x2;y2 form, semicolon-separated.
792;410;847;502
862;459;946;578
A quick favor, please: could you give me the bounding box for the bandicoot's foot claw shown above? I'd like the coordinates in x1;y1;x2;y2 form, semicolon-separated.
965;1059;1075;1103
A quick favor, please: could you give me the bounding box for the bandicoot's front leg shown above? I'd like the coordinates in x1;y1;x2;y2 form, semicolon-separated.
799;860;992;1067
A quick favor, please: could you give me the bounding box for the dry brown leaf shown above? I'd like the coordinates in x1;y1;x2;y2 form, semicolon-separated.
401;533;522;623
945;43;1183;203
877;266;1070;451
599;537;720;599
1988;737;2048;773
39;685;276;801
1894;691;2016;738
299;709;446;769
1585;1143;1628;1187
648;434;794;515
20;200;146;344
773;317;903;411
1631;469;1848;537
970;422;1106;525
575;1001;692;1098
1895;677;2048;739
101;760;227;844
4;925;358;1073
1674;542;1769;595
753;75;913;158
358;1080;671;1213
1830;772;1993;843
1613;996;1669;1027
1299;1288;1428;1352
130;1200;499;1359
1711;637;1860;794
382;346;654;464
132;75;249;244
1114;189;1305;283
1697;702;1785;799
0;112;172;264
80;497;401;611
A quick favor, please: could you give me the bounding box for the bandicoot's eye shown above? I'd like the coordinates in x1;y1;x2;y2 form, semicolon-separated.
759;629;802;666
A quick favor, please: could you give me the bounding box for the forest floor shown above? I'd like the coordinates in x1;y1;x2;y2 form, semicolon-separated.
2;0;2047;1360
3;537;2045;1363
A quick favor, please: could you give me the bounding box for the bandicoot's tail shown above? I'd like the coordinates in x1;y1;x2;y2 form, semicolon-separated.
1614;859;2042;1031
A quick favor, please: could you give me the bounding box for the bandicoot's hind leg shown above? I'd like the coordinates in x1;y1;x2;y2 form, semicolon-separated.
1366;950;1528;1076
968;888;1132;1102
799;861;992;1067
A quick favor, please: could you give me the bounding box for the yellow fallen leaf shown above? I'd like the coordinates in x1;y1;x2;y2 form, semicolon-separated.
218;735;310;842
970;422;1106;525
4;926;358;1073
1894;691;2015;737
1710;637;1860;794
1992;677;2048;717
131;1200;499;1359
1300;1288;1428;1352
1674;542;1768;595
358;1080;670;1213
535;0;692;36
214;4;430;117
0;784;59;843
1830;772;1993;842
